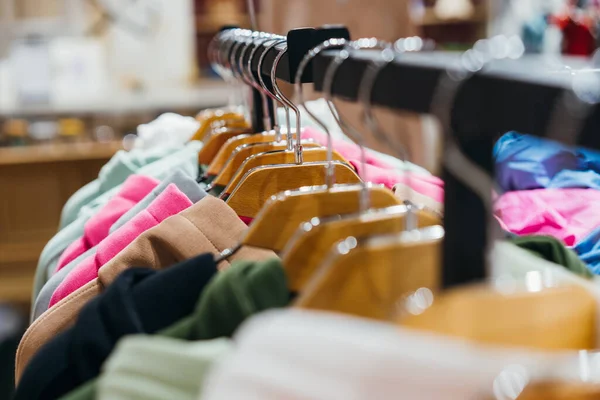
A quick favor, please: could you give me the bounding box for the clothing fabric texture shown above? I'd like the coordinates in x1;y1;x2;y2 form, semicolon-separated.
56;175;159;272
574;227;600;275
49;184;193;308
32;173;207;322
277;101;432;176
494;188;600;247
109;169;207;234
61;337;231;400
58;258;288;400
510;235;593;278
17;197;276;381
32;142;202;306
202;310;581;400
160;258;289;340
15;255;219;400
97;337;231;400
393;182;443;214
59;145;179;229
32;247;97;322
134;113;201;150
351;161;444;202
494;131;600;192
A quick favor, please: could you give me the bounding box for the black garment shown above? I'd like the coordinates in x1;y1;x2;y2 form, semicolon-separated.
14;253;218;400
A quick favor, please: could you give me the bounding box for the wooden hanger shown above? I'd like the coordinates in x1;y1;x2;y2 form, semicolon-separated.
192;111;247;143
197;125;251;165
282;205;441;292
237;184;400;252
295;225;444;320
217;145;350;191
204;132;290;175
208;139;322;186
225;161;362;217
400;282;596;351
514;382;600;399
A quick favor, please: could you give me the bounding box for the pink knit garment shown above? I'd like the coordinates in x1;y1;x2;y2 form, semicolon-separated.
48;184;193;308
350;161;444;203
494;188;600;247
55;175;159;273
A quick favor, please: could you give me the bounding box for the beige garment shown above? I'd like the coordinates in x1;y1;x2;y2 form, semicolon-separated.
393;183;443;214
16;196;276;382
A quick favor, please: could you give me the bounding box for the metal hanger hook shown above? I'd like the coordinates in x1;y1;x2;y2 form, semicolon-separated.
294;37;350;188
272;45;303;157
323;38;392;210
257;38;288;137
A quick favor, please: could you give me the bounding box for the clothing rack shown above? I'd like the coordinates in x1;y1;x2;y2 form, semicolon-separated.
310;51;600;289
219;26;351;131
214;27;600;289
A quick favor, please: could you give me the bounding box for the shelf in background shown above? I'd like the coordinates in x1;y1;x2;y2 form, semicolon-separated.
0;80;232;117
415;5;487;26
0;140;123;166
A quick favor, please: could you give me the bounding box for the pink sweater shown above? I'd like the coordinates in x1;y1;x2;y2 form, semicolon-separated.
55;175;159;272
495;188;600;247
48;184;193;308
301;127;444;201
350;162;444;203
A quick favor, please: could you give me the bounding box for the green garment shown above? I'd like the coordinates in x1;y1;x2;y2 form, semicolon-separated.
160;257;289;340
57;258;288;400
31;142;203;310
96;337;231;400
59;338;230;400
510;235;592;279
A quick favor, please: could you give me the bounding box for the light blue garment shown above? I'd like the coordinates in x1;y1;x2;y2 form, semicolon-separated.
31;142;203;309
59;145;180;229
574;227;600;275
32;206;96;307
32;246;97;322
32;169;208;322
494;131;600;192
109;170;207;234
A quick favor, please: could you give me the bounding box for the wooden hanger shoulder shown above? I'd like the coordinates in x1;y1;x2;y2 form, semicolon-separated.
295;228;443;321
197;127;250;165
243;185;401;253
192;112;246;142
282;209;441;292
211;141;322;186
515;382;600;400
222;147;347;193
226;161;362;218
205;132;286;175
402;283;596;351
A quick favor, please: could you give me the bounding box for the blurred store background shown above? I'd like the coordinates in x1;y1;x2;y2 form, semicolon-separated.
1;0;600;397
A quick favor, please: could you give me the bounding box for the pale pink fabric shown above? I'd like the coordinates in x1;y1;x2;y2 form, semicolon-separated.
495;188;600;247
350;161;445;203
48;184;193;308
301;127;395;170
55;175;159;272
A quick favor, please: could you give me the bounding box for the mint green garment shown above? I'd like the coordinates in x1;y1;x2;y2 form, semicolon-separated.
31;142;203;309
99;337;231;400
59;145;180;230
57;258;288;400
60;338;231;400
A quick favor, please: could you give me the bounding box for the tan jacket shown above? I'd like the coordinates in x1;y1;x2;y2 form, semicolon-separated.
16;196;276;381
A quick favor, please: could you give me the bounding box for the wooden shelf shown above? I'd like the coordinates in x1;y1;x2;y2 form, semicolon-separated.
0;140;123;166
415;5;487;26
